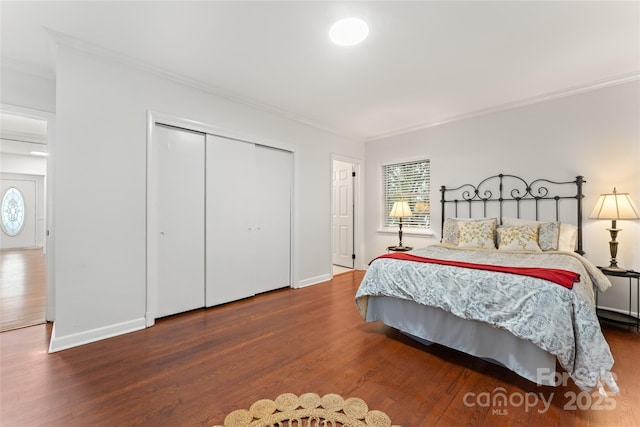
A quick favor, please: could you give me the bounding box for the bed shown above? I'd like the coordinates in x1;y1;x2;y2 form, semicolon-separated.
356;173;618;393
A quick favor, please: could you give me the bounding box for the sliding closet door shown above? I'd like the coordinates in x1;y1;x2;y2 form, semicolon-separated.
155;125;205;317
205;135;256;306
254;145;291;294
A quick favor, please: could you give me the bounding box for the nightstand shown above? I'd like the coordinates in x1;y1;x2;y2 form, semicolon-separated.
387;245;412;252
595;267;640;331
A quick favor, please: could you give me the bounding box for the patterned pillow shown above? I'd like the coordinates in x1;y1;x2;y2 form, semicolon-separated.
538;222;560;251
502;217;562;251
442;218;460;244
498;225;542;252
458;220;496;249
442;218;498;245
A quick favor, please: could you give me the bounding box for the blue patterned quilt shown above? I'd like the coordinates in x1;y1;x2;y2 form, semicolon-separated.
356;244;617;392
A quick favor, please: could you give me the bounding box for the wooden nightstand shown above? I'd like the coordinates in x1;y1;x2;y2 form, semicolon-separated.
595;267;640;331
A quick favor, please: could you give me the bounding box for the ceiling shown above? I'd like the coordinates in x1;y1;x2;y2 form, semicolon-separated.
1;1;639;142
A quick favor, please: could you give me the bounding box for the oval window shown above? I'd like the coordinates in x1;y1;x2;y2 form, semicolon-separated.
1;187;26;236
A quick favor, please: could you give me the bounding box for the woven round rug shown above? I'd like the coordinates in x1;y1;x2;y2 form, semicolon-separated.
212;392;401;427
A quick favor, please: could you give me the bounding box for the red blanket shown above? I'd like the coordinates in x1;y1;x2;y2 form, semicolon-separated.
373;252;580;289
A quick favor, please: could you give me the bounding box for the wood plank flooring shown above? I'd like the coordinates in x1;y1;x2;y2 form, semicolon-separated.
0;248;46;332
1;271;638;426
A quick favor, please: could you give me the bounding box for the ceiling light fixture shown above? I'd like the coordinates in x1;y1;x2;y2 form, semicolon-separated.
329;17;369;46
29;151;48;157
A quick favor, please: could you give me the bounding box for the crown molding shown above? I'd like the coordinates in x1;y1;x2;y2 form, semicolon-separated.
46;28;361;142
366;71;640;142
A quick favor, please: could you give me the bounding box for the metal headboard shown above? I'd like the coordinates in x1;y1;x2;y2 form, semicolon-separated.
440;174;585;254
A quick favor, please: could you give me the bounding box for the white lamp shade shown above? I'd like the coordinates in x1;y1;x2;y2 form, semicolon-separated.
590;189;640;220
390;201;412;218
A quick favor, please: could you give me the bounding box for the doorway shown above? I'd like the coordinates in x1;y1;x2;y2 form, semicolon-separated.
0;109;50;331
331;157;358;274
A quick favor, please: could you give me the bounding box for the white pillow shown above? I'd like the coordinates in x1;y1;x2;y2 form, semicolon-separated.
558;223;578;252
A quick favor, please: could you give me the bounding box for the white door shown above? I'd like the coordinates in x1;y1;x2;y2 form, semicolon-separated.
205;135;257;306
254;145;291;294
155;125;205;317
332;160;354;268
1;178;37;249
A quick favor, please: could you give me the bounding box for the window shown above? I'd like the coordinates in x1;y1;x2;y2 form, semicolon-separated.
1;187;26;236
382;159;431;230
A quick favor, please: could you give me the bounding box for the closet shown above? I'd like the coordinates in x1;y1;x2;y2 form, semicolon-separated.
151;125;292;319
154;125;206;317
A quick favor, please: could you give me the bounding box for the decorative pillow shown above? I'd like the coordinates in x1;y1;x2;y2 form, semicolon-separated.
538;222;560;251
458;220;496;249
502;217;562;251
442;217;498;245
498;225;542;252
442;218;460;245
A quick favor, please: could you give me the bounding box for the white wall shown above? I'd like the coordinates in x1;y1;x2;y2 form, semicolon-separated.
1;153;47;176
365;80;640;313
50;45;364;349
0;65;56;113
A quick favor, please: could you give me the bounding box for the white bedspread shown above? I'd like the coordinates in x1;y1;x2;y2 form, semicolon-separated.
355;244;617;392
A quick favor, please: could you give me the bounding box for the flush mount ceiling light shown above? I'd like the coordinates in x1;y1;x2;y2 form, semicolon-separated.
329;17;369;46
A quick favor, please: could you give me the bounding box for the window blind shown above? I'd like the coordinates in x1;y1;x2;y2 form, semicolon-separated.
382;159;431;229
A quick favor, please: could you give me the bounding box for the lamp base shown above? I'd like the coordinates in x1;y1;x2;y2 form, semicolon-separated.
603;222;624;274
600;265;626;273
387;245;413;252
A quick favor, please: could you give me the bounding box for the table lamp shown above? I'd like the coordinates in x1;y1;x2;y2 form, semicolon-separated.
590;188;639;271
390;200;412;251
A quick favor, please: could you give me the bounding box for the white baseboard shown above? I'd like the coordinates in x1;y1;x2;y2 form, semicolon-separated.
597;304;639;319
295;273;332;288
48;318;146;353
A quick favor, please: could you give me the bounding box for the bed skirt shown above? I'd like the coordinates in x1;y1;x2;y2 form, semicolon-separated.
365;296;557;386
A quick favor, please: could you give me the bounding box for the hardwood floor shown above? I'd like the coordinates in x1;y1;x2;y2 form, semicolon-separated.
1;271;638;426
0;248;46;332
